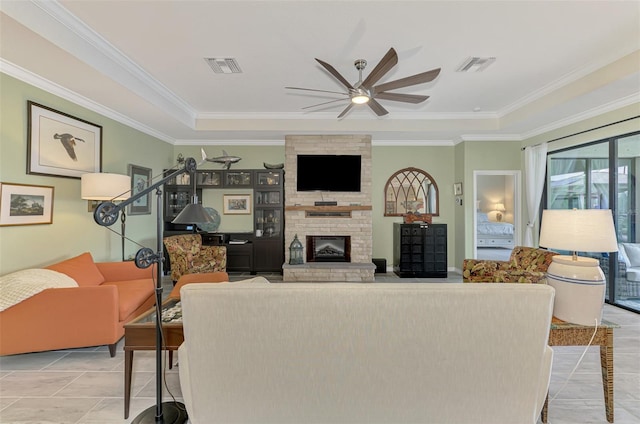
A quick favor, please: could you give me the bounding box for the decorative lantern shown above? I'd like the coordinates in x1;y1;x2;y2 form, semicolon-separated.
289;234;304;265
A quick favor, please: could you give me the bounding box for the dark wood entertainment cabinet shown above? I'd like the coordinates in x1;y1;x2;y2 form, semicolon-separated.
393;223;447;278
163;169;284;274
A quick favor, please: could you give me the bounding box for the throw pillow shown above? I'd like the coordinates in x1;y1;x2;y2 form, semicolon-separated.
46;252;105;287
622;243;640;267
477;212;490;223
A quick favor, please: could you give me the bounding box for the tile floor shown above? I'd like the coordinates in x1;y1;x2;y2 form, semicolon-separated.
1;273;639;423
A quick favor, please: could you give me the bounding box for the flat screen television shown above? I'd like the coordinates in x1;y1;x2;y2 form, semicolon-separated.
297;154;361;192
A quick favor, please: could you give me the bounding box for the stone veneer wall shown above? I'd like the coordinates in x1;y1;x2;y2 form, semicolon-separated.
283;135;375;282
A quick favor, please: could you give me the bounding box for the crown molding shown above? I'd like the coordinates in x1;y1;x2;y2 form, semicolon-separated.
499;46;640;118
1;59;175;145
3;0;196;128
520;94;640;140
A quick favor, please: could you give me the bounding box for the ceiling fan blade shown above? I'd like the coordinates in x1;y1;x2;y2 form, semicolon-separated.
315;58;355;90
302;98;350;110
373;68;441;93
285;86;349;96
337;103;354;119
374;92;430;104
361;47;398;90
367;98;389;116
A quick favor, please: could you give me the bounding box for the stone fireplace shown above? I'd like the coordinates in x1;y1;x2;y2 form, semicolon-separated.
282;135;375;282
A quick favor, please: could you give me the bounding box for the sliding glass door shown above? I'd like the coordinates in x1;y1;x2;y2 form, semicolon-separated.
545;131;639;313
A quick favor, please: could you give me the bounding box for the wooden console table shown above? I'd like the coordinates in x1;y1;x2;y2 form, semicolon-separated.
542;317;617;423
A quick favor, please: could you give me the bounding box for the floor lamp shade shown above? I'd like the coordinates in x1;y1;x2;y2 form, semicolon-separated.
539;209;618;325
81;173;131;200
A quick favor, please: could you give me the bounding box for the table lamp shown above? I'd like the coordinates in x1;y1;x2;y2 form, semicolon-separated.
539;209;618;325
81;173;131;261
494;203;506;222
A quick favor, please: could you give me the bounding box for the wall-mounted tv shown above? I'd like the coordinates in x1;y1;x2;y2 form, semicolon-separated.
297;154;361;192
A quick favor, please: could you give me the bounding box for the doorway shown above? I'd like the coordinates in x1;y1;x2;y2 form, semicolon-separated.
473;171;521;260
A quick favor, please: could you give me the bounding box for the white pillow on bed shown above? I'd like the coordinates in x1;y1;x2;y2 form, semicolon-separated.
477;212;490;223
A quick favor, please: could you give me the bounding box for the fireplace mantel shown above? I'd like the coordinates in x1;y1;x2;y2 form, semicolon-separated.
285;205;372;212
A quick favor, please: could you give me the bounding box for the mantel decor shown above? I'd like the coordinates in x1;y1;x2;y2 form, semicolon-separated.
0;182;54;226
27;101;102;179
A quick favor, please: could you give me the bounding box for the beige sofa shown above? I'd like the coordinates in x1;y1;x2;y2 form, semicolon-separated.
178;282;555;424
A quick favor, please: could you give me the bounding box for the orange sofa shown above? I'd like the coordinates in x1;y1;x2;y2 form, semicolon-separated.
0;252;156;356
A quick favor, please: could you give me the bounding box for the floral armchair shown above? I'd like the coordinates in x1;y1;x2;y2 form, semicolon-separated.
163;234;227;283
463;246;558;283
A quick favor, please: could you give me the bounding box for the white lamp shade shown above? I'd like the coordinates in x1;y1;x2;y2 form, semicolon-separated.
81;173;131;201
539;209;618;253
494;203;506;212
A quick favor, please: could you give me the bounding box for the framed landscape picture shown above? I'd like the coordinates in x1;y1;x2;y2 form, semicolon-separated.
27;101;102;179
128;164;152;215
0;182;54;226
223;194;251;215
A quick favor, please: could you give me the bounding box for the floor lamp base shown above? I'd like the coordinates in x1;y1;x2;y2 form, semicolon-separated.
131;401;188;424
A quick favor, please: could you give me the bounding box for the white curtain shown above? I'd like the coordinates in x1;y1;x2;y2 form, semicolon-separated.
524;144;548;246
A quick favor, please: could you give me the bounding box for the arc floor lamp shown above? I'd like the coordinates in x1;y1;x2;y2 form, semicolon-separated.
92;157;211;424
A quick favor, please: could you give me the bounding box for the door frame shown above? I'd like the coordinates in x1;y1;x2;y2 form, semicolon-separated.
473;170;522;259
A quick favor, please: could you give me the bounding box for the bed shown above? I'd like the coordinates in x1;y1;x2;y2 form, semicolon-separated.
477;212;514;248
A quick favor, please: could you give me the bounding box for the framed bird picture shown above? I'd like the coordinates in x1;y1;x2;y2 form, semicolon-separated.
27;101;102;179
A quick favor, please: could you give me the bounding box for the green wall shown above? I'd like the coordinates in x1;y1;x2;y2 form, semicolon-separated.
459;141;522;259
2;72;635;276
0;74;173;274
371;146;456;269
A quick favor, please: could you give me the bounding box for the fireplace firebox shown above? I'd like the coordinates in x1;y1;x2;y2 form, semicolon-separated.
306;236;351;262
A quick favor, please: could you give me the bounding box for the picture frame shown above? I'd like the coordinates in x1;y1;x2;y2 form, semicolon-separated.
27;101;102;179
223;194;251;215
454;182;463;196
0;182;54;226
128;164;152;215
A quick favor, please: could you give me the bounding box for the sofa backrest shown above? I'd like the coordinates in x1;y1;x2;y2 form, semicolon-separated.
163;234;202;255
619;242;640;268
46;252;105;287
509;246;558;272
179;283;554;424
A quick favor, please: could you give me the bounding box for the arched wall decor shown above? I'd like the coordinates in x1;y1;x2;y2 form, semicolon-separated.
384;167;439;217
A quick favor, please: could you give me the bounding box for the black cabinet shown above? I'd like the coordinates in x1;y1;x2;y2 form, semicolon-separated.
393;223;447;278
226;242;254;273
163;168;284;274
253;170;284;272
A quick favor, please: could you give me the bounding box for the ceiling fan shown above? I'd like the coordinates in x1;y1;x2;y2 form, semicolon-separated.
286;47;441;118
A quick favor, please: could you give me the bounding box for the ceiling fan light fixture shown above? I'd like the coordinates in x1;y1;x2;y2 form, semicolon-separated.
351;94;370;104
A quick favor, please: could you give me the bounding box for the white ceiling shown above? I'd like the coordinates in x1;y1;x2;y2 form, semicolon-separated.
1;0;639;146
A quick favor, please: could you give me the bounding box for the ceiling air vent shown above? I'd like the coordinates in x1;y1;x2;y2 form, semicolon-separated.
205;58;242;74
456;57;496;72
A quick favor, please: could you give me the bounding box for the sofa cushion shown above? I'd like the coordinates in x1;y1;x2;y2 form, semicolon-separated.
102;279;155;321
626;268;640;283
621;243;640;267
46;252;105;287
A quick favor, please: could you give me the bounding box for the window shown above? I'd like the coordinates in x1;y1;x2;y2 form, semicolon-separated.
545;132;639;313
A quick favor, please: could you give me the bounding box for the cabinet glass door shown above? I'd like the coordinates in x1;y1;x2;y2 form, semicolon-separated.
197;171;222;187
256;171;281;186
255;190;281;205
255;209;281;238
225;171;252;187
